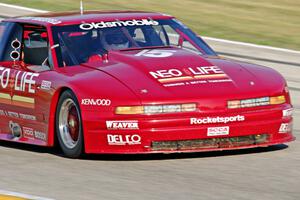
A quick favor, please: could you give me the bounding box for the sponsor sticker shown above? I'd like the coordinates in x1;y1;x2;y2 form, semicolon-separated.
23;127;34;139
0;109;37;121
191;115;245;125
207;126;229;136
7;111;19;118
79;19;159;30
106;120;139;130
0;67;10;89
279;123;292;133
107;134;141;145
149;66;232;87
282;108;293;117
81;99;111;106
19;113;37;121
34;131;47;141
0;67;39;93
41;80;52;90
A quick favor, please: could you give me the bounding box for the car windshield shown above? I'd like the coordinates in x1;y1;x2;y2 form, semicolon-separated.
52;18;216;67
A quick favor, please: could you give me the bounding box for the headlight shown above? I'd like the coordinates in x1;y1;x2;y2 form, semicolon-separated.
227;95;286;109
115;103;197;115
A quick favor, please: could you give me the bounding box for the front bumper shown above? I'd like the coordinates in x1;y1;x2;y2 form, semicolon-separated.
83;104;295;154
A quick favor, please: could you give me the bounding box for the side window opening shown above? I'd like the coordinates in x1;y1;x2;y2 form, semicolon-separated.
0;22;52;71
0;24;5;39
22;25;50;69
0;22;23;61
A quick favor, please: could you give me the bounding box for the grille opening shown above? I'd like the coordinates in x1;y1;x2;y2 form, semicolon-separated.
151;134;269;151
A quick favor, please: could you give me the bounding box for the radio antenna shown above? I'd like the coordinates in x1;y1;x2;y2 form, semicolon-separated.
80;0;84;15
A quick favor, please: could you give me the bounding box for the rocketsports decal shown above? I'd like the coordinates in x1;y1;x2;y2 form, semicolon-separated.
80;19;159;30
191;115;245;125
106;120;139;130
149;66;232;87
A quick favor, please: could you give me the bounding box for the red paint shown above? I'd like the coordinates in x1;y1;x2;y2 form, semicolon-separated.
0;11;295;154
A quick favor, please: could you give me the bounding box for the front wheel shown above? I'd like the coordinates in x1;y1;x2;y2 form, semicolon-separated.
56;90;84;158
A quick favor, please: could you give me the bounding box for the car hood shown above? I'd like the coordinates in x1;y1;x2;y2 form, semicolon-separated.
82;48;285;109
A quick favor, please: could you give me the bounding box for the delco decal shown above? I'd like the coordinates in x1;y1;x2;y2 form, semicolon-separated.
207;126;229;136
81;99;111;106
0;67;39;93
80;19;159;30
191;115;245;125
107;134;141;145
106;121;139;130
149;66;232;87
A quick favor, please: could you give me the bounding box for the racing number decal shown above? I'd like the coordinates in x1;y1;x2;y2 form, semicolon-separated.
135;50;176;58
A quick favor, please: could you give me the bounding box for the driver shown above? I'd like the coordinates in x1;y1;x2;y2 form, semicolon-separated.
101;28;130;50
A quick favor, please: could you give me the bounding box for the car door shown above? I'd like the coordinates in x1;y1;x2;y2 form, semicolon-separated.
0;22;51;144
0;22;23;141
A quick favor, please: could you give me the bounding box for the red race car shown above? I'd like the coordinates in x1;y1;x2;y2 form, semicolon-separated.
0;11;295;158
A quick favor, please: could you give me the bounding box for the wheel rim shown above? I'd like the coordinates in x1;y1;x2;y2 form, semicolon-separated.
58;98;81;149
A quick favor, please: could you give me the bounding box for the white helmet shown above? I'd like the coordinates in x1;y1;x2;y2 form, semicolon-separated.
102;29;129;50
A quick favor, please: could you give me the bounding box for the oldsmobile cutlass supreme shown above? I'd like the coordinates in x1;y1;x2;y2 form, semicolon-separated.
0;11;294;158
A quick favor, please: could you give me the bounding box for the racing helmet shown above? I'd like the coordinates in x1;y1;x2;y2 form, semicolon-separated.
101;29;129;50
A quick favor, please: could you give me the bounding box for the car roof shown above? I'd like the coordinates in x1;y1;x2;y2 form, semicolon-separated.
3;10;173;26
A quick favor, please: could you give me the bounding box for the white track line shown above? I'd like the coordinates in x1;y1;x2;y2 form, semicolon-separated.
0;189;54;200
0;2;300;55
0;3;47;13
202;36;300;55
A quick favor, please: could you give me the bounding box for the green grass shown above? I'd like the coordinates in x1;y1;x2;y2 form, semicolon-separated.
2;0;300;50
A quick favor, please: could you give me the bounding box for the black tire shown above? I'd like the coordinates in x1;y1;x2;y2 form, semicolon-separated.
56;90;84;158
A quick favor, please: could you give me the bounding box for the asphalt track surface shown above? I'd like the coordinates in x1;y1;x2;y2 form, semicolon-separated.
0;5;300;200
